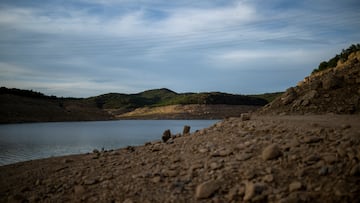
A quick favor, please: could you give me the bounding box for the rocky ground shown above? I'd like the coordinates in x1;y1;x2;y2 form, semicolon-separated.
1;114;359;203
261;51;360;115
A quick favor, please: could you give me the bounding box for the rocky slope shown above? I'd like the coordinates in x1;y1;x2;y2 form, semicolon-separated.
1;115;359;202
260;51;360;115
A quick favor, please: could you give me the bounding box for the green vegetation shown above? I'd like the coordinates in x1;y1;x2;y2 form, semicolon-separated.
312;44;360;74
249;92;284;103
1;87;270;111
0;87;51;99
89;88;269;110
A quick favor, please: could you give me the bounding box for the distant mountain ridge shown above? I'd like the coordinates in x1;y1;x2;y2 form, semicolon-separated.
0;87;271;123
88;88;268;110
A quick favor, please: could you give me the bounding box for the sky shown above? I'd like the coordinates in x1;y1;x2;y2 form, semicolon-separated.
0;0;360;97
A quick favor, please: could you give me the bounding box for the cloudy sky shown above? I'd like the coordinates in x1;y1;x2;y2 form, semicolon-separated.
0;0;359;97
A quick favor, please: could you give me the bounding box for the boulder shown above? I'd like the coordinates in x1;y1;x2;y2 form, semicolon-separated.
162;129;171;142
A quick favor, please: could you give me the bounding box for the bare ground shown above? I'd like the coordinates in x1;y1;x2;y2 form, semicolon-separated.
1;114;360;203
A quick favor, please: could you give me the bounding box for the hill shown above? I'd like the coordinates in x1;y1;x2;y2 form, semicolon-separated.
260;46;360;115
88;88;268;109
0;87;269;123
0;87;112;123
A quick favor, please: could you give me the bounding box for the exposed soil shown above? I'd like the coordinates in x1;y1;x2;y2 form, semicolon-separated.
1;114;359;203
114;104;261;120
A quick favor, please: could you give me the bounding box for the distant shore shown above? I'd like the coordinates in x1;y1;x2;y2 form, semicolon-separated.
1;104;261;124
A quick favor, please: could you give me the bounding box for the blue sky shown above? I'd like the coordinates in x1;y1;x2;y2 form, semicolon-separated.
0;0;359;97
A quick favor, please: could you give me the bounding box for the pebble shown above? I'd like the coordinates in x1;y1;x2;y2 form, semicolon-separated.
289;181;303;192
263;174;274;183
318;166;329;176
241;113;251;121
304;136;323;144
195;180;220;199
123;198;134;203
209;162;222;170
262;144;282;160
350;164;360;176
151;176;161;183
235;153;252;161
243;181;265;201
74;185;85;195
212;149;232;157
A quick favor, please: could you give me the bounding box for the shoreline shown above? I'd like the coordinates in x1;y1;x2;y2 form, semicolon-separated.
1;114;359;202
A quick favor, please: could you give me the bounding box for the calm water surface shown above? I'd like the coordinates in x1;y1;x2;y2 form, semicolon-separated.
0;120;218;166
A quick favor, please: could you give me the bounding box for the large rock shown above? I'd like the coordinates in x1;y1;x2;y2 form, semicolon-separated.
183;125;191;135
162;129;171;142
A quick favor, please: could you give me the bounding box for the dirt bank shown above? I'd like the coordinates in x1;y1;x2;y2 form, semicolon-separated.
1;114;359;202
113;104;261;119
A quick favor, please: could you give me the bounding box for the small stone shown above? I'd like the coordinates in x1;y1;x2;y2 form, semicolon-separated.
243;181;265;201
212;149;232;157
350;164;360;176
84;178;98;185
74;185;85;195
304;136;322;144
304;154;321;164
210;162;222;170
151;176;161;183
241;113;251;121
166;170;178;177
244;170;256;180
236;153;252;161
262;144;282;160
198;148;208;153
289;181;302;192
123;198;134;203
322;154;338;164
195;180;220;199
341;124;351;130
263;174;274;183
318;166;329;176
227;187;238;201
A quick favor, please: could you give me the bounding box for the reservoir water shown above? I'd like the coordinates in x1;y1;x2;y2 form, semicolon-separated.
0;120;218;166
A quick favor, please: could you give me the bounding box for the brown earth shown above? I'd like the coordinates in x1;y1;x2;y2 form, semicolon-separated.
113;104;261;120
1;114;360;203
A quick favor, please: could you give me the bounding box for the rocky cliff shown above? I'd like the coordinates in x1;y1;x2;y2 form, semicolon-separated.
261;51;360;115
